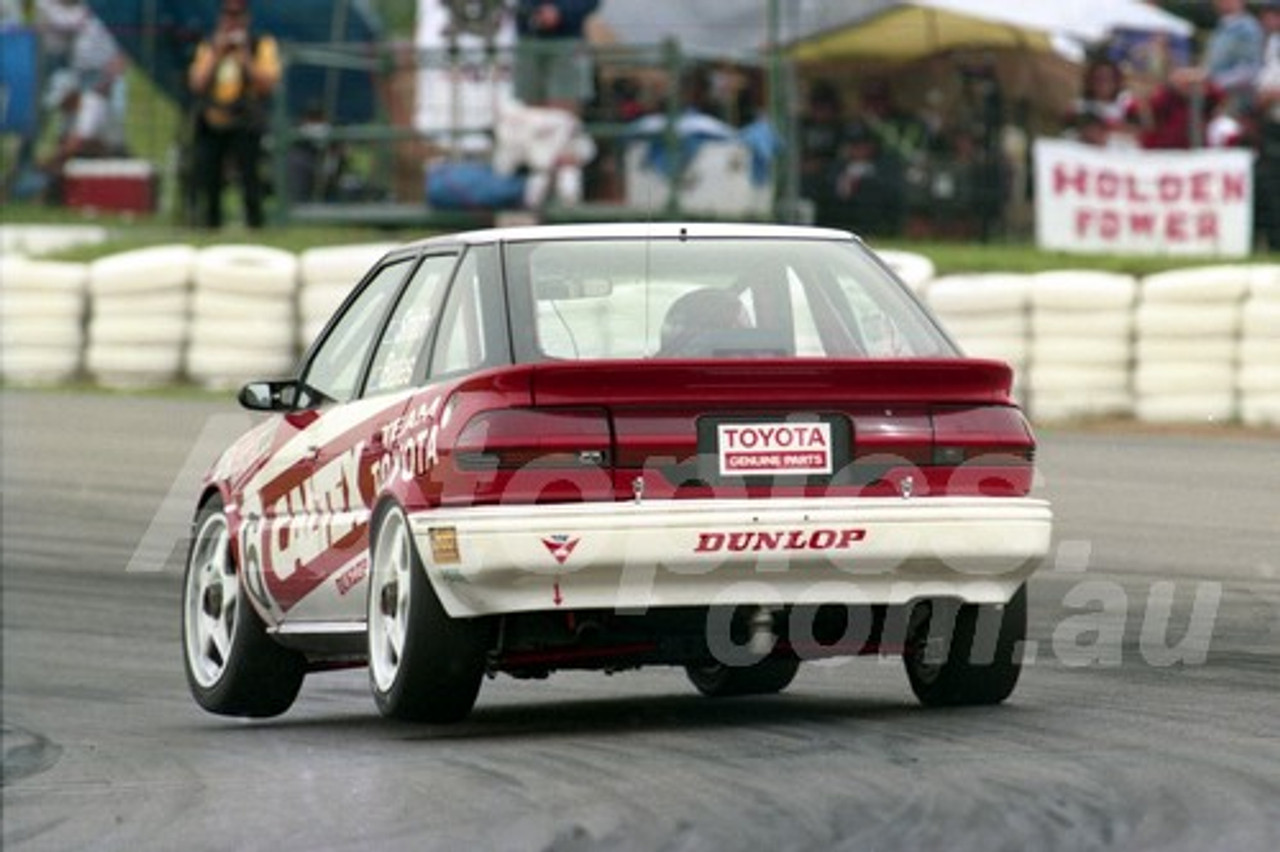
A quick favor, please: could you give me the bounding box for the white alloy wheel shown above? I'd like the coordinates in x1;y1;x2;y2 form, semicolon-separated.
369;508;413;693
366;506;489;722
180;498;306;717
184;511;238;689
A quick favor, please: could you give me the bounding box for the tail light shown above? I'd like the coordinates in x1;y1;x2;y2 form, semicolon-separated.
454;408;611;471
930;405;1036;497
931;406;1036;465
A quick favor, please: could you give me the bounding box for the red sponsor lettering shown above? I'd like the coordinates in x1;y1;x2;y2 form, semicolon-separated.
1054;164;1244;204
1054;164;1089;196
694;528;867;554
1222;173;1246;202
1197;211;1219;240
1073;208;1223;245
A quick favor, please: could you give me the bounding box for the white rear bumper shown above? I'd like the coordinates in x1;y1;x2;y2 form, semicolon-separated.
408;497;1052;618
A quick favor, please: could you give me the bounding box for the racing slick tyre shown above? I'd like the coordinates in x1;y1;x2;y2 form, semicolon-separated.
685;658;801;698
903;584;1026;707
181;497;306;717
368;506;489;723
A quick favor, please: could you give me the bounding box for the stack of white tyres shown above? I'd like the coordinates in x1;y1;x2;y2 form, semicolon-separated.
925;274;1031;403
0;224;107;258
874;249;936;294
0;257;87;383
1134;266;1249;423
297;243;397;346
1238;266;1280;427
87;246;194;388
1026;271;1136;421
187;245;299;389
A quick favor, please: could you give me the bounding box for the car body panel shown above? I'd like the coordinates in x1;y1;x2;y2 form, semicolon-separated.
409;496;1052;618
194;223;1052;658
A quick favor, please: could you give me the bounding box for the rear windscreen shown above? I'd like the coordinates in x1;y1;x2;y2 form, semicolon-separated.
504;238;956;362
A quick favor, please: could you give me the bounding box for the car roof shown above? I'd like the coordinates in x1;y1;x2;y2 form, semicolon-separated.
398;222;859;252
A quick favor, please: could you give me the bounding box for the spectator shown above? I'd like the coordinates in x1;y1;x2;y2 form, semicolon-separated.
1170;0;1264;119
39;68;125;200
514;1;600;114
187;0;280;229
1256;0;1280;248
860;78;931;175
1076;57;1133;128
798;80;843;206
1125;59;1224;149
826;120;901;237
1067;107;1116;148
36;1;126;120
285;104;349;203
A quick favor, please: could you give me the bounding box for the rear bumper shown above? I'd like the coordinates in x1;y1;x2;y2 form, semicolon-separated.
408;496;1052;618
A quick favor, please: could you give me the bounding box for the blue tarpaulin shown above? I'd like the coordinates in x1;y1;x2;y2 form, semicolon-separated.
86;0;382;124
1;26;39;135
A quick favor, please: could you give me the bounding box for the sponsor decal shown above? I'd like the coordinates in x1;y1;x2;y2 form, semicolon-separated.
541;534;581;565
429;526;461;565
238;397;408;614
1034;139;1253;257
371;397;443;491
256;440;372;610
335;557;369;596
694;528;866;553
718;423;832;476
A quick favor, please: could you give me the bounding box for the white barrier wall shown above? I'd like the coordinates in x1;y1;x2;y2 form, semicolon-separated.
187;245;299;389
1239;267;1280;427
87;246;195;388
1134;266;1248;423
1027;271;1136;421
297;243;400;344
923;274;1031;403
0;257;87;383
2;242;1277;430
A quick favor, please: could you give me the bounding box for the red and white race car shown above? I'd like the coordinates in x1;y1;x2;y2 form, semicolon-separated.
182;223;1052;722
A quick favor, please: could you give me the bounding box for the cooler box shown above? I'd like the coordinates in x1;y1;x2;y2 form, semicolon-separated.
63;159;157;213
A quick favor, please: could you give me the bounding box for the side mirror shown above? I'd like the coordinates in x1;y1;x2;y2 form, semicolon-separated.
238;379;303;412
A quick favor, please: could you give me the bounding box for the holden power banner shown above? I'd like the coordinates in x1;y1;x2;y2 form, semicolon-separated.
1033;139;1254;257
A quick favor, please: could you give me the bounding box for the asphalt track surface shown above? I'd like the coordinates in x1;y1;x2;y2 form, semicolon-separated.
2;390;1277;851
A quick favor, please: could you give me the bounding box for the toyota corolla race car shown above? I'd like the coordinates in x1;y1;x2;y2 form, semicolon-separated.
182;223;1052;722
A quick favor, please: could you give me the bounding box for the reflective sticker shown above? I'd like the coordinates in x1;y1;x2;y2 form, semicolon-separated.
429;527;461;564
541;534;580;565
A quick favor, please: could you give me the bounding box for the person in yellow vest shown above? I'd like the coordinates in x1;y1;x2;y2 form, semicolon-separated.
187;0;279;228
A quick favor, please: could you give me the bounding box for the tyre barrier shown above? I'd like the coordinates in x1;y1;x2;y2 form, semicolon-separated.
6;243;1277;430
1139;264;1254;304
87;247;194;387
873;249;936;293
89;245;196;297
0;257;88;384
297;243;397;350
925;274;1031;404
1023;271;1137;420
0;224;107;258
194;244;298;298
298;243;398;290
1239;277;1280;426
1130;265;1266;426
187;245;299;389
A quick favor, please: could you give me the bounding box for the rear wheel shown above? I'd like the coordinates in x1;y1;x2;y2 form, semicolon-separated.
685;658;801;698
367;506;489;723
903;584;1027;707
182;497;306;717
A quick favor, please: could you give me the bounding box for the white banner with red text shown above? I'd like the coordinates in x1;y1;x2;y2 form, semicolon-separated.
1034;139;1254;258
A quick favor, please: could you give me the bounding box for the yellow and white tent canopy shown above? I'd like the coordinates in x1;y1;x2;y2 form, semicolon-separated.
787;0;1192;64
